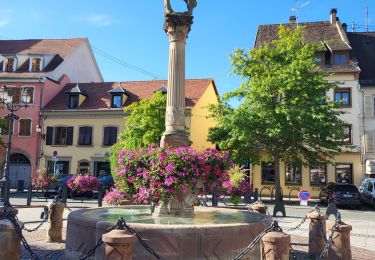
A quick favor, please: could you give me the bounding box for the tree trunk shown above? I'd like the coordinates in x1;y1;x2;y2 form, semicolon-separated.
273;155;286;217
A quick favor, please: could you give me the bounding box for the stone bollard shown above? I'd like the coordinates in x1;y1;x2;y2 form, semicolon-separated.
327;221;352;260
0;219;22;260
307;211;327;257
102;229;137;260
46;202;65;242
261;231;290;260
250;203;267;214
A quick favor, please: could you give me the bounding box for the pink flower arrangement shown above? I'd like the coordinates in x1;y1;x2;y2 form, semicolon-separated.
114;146;233;204
67;175;99;193
103;190;125;206
31;175;57;190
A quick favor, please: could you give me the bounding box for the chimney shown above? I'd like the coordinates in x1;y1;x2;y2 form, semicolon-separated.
342;23;348;32
289;16;297;24
330;8;337;24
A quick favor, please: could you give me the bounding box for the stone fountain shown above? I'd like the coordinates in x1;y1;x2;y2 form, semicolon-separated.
65;2;272;259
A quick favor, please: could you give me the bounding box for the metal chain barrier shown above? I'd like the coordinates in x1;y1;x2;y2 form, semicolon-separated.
80;223;118;260
233;220;282;260
4;206;40;260
80;217;161;260
117;217;161;259
22;218;47;233
318;212;341;260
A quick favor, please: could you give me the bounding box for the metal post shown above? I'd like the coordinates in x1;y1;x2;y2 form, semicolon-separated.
98;183;104;207
61;184;67;204
211;191;218;207
26;182;32;206
0;110;15;208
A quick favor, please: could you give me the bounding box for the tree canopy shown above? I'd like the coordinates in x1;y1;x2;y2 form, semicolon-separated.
109;92;166;172
208;26;345;215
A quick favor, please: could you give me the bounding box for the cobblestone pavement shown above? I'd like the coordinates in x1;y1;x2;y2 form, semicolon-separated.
20;228;375;259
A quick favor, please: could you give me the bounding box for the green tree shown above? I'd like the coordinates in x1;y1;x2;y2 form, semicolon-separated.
109;92;166;172
208;26;345;216
0;118;6;146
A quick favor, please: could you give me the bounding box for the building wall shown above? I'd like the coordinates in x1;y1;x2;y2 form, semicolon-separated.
40;111;124;175
190;82;218;150
252;153;362;199
47;41;103;84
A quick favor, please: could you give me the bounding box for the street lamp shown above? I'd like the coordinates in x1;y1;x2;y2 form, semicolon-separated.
0;86;30;215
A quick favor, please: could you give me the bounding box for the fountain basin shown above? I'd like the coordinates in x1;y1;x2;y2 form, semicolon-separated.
65;206;272;260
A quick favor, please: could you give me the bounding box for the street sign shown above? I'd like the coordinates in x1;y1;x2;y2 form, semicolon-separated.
53;151;58;157
298;190;311;206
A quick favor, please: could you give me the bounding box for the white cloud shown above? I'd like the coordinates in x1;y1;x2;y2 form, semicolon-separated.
0;9;11;27
86;14;112;27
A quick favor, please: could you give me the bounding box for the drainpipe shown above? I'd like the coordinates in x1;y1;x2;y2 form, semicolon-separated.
361;86;366;178
36;77;45;166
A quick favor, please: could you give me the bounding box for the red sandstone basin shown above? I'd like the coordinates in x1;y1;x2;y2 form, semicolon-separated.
65;206;272;260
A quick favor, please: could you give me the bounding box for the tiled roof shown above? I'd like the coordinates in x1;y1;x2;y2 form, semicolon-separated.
255;21;351;51
0;38;86;57
43;79;216;110
347;32;375;86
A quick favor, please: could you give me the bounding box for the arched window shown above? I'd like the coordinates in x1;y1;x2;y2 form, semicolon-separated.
9;153;30;165
77;160;90;175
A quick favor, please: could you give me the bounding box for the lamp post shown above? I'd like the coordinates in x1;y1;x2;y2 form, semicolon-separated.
0;86;30;216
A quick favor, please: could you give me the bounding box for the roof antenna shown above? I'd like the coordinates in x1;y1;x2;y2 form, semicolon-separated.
365;6;369;32
291;0;311;26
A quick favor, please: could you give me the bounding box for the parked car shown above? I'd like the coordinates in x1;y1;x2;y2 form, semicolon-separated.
98;173;114;191
359;178;375;209
319;182;362;209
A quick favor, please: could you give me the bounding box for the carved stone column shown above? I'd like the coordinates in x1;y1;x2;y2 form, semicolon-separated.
160;14;193;148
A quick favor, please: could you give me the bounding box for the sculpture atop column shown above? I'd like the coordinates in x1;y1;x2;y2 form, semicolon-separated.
160;0;197;148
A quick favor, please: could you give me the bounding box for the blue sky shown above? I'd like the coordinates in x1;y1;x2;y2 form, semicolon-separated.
1;0;375;95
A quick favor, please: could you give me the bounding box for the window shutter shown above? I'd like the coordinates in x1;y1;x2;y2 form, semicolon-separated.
364;95;373;118
365;131;374;154
66;127;74;145
86;127;92;145
103;127;110;146
110;127;118;145
46;127;53;145
78;127;85;145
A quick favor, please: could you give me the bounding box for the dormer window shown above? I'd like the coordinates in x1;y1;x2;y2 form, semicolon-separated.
65;84;88;109
30;57;43;72
111;95;122;108
3;57;17;72
68;95;79;109
108;86;128;109
334;53;348;65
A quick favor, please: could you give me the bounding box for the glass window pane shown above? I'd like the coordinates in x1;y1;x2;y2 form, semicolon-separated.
112;95;122;108
31;58;41;72
334;92;341;102
22;87;34;104
310;165;326;185
342;92;350;105
334;55;340;64
69;95;78;109
341;55;347;64
285;163;302;185
261;162;275;183
335;164;353;184
7;58;14;71
54;127;67;145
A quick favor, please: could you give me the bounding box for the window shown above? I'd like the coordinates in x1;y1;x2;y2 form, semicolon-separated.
310;165;327;186
19;119;31;136
31;57;42;72
334;54;348;65
46;126;74;146
261;162;275;184
5;57;16;72
0;117;12;136
285;162;302;185
68;95;79;109
78;126;92;145
78;161;90;175
5;87;21;103
324;51;331;65
343;125;352;144
47;160;70;176
103;126;118;146
368;182;373;192
335;163;353;184
111;95;122;108
22;87;34;104
334;88;351;107
94;162;111;177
